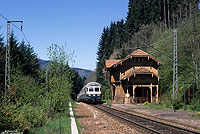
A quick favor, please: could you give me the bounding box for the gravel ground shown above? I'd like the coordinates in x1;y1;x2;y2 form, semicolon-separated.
112;104;200;129
74;103;139;134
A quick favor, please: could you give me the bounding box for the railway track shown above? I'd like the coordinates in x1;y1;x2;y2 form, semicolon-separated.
93;104;200;134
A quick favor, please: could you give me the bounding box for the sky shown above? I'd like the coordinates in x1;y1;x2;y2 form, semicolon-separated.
0;0;129;71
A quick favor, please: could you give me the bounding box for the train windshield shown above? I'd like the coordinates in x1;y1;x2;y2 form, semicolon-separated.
89;87;93;92
95;87;99;92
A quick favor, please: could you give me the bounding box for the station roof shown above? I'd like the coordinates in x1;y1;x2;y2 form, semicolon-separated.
105;49;161;69
105;60;121;68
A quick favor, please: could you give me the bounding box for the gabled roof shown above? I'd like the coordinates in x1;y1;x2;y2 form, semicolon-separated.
105;49;161;69
131;49;148;56
115;49;161;67
105;60;121;68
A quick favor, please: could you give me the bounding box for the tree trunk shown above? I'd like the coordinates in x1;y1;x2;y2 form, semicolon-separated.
189;4;192;18
173;11;175;28
167;0;170;28
185;6;187;18
163;0;167;29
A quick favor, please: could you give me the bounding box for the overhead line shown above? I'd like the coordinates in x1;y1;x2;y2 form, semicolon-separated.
117;27;174;60
0;13;31;46
0;13;8;21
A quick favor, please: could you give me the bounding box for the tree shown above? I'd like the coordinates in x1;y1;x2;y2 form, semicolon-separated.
0;33;5;91
70;69;85;100
9;32;39;77
47;44;74;113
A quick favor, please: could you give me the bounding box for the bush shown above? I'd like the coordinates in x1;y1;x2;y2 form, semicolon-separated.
172;97;183;110
187;103;200;111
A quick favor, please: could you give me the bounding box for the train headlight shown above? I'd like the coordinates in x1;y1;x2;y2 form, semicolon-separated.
89;94;91;96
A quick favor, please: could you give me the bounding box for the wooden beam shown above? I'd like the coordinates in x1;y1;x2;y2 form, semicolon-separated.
150;83;153;103
133;85;136;103
156;85;159;103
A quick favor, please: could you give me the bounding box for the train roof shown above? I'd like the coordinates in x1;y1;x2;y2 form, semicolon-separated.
84;82;101;88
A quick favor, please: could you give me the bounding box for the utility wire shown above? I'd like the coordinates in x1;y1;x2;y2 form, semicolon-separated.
117;27;174;60
0;13;31;45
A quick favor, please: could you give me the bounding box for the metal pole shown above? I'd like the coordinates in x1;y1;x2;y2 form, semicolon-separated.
5;20;23;97
5;22;10;97
173;29;178;100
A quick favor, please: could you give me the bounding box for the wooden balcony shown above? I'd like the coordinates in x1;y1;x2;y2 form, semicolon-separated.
120;66;158;80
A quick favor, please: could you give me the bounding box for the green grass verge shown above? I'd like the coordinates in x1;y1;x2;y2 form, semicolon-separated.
190;112;200;119
142;102;172;110
72;101;82;134
29;112;71;134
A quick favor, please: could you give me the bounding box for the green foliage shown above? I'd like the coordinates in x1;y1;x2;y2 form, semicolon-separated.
101;82;111;100
11;72;42;105
9;32;39;77
0;74;44;132
29;112;71;134
187;104;200;111
0;42;75;133
0;32;5;90
47;44;73;113
71;69;85;100
172;97;183;110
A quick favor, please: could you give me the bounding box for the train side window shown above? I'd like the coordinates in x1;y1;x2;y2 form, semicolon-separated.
89;87;93;92
95;87;99;92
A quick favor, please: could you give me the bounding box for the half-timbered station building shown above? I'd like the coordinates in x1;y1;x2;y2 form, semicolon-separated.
105;49;161;104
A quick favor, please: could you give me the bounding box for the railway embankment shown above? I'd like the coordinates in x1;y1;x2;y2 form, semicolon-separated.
111;104;200;131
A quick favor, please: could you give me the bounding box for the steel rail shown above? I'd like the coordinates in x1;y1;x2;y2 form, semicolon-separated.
93;104;200;134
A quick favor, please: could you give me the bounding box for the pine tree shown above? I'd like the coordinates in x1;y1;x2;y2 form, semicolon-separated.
9;32;39;77
125;0;136;34
70;69;85;100
0;33;5;90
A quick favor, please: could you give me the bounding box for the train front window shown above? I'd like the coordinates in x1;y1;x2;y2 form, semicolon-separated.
95;88;99;92
89;87;93;92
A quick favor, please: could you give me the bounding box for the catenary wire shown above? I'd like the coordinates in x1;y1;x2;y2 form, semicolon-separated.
0;13;31;45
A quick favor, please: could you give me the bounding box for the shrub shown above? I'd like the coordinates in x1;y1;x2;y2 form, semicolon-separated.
188;103;200;111
172;97;183;110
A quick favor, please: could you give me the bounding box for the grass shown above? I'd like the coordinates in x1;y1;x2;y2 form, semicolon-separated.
142;102;172;110
72;101;82;134
102;99;112;103
29;112;71;134
190;112;200;119
143;102;200;119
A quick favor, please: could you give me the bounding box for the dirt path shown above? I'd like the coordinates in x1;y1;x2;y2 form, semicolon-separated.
74;103;139;134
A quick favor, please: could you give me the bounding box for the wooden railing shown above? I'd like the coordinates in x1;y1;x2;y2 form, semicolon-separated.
120;66;158;80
